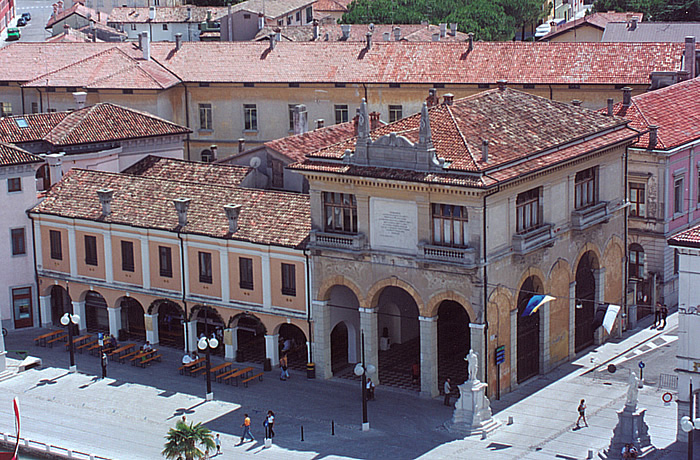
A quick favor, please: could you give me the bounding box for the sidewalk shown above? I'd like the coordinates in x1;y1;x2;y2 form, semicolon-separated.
0;314;683;459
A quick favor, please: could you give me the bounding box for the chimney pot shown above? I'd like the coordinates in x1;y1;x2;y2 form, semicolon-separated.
175;33;182;50
481;139;489;163
622;87;632;107
369;111;380;130
607;98;614;116
439;23;447;37
496;79;507;90
210;145;217;161
238;138;246;153
73;91;87;110
366;32;372;49
148;5;155;21
316;119;325;129
442;93;454;105
140;31;150;60
393;26;400;41
341;24;350;40
224;204;242;234
383;31;390;41
449;23;457;36
313;19;319;40
432;32;440;42
173;198;191;227
685;36;696;78
97;188;114;216
46;153;64;187
293;104;308;135
426;88;439;107
257;11;264;30
467;32;474;52
648;125;658;149
572;99;582;107
268;33;276;50
629;16;638;30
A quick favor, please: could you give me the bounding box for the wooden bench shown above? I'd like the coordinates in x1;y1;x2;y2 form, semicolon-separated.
130;350;156;365
46;333;68;347
228;367;254;386
66;334;92;351
242;372;264;387
138;354;162;368
108;343;135;360
77;339;98;353
216;368;238;383
220;369;243;385
178;358;205;375
209;362;232;376
34;330;63;347
118;350;140;363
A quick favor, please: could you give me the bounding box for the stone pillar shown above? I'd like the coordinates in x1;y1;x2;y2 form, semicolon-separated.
469;322;486;383
312;300;331;379
231;327;240;360
223;328;234;360
569;281;576;359
419;315;438;398
509;309;517;387
107;306;122;338
594;268;606;345
39;295;52;327
145;314;158;345
540;298;551;373
185;320;197;353
72;300;86;333
265;333;279;366
359;307;379;384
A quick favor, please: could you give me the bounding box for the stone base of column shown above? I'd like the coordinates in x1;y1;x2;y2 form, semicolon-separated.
445;380;500;437
603;405;653;459
69;364;77;373
0;351;6;373
361;422;370;432
206;392;214;401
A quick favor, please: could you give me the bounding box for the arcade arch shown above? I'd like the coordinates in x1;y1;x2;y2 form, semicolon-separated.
517;275;543;384
575;250;600;352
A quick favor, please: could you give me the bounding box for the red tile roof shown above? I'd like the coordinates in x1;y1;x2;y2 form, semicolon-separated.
108;6;229;24
125;155;252;186
669;224;700;247
46;3;106;29
0;103;190;146
0;143;43;166
608;77;700;150
46;27;98;43
541;11;642;40
31;167;310;248
290;88;639;188
256;23;469;42
313;0;349;13
262;121;356;162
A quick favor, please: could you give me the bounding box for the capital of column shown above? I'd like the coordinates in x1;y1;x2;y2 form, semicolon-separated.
359;307;377;314
469;322;486;330
418;315;437;323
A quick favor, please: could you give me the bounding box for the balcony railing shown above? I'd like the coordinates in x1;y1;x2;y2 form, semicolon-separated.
512;223;555;254
419;243;477;267
310;230;366;250
571;201;609;231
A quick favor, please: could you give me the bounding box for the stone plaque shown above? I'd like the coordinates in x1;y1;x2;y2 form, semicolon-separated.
369;198;417;252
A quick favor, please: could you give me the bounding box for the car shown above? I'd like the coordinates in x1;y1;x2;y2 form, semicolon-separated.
534;23;551;38
21;12;31;21
16;17;26;26
6;27;20;41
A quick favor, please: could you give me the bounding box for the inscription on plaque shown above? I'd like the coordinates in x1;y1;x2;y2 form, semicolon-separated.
370;198;417;252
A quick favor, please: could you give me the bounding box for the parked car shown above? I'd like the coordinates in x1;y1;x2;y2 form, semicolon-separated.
6;27;20;40
16;17;26;26
534;23;551;38
21;12;31;21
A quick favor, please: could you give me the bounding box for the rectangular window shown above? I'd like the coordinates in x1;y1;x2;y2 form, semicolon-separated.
31;102;38;114
199;103;212;131
12;287;32;321
288;104;297;131
131;23;137;30
159;246;172;278
243;82;255;88
574;167;597;209
323;192;358;234
1;102;11;116
516;188;541;234
162;24;168;30
389;105;403;123
84;235;98;266
11;228;25;255
432;204;468;247
306;6;313;23
7;177;21;192
478;83;490;89
334;104;348;124
674;249;680;275
295;11;300;22
271;160;284;188
239;257;253;290
121;240;134;272
629;183;645;217
50;230;62;260
198;251;212;284
287;15;292;25
244;104;258;131
674;177;684;214
281;263;296;296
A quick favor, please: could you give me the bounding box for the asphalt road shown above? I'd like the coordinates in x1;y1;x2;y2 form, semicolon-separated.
1;0;52;46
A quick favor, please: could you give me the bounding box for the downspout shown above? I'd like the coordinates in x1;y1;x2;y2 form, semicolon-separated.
183;82;191;161
178;231;189;352
21;86;25;115
362;83;368;104
304;248;313;363
548;84;553;100
27;211;41;326
481;179;500;389
623;146;629;329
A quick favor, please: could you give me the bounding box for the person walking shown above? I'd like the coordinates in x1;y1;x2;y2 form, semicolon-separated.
444;378;453;406
215;433;221;455
366;377;375;400
280;353;290;381
660;304;668;329
237;413;255;445
101;352;108;379
264;410;275;439
576;399;588;428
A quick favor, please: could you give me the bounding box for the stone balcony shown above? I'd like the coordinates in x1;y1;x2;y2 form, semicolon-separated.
310;230;366;250
512;224;555;254
419;243;477;267
571;201;610;231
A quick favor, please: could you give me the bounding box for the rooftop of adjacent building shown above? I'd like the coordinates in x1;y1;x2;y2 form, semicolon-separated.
602;21;700;42
539;11;642;40
46;2;107;29
0;143;43;166
107;5;229;24
255;22;469;42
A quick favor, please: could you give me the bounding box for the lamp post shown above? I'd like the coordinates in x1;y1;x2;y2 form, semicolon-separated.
198;334;218;401
680;381;699;460
60;312;80;373
353;330;376;432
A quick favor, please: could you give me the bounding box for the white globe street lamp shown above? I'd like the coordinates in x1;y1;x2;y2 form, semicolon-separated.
198;335;219;401
60;313;80;373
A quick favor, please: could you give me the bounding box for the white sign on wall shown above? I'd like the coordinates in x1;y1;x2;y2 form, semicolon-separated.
369;198;417;253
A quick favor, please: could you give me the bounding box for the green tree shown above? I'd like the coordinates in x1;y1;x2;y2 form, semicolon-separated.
445;0;516;41
162;421;216;460
592;0;699;21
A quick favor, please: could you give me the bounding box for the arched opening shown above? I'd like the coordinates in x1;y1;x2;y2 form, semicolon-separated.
233;314;266;364
119;298;145;341
278;323;307;371
327;285;360;377
629;243;651;320
85;291;109;333
157;301;185;349
376;286;420;391
575;251;599;352
330;321;349;373
437;300;471;385
194;306;225;357
50;285;71;328
517;275;543;384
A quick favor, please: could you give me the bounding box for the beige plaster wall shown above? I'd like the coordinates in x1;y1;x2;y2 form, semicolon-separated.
40;226;70;274
149;241;182;292
228;253;263;305
75;230;106;280
187;247;222;298
112;236;143;286
270;257;306;311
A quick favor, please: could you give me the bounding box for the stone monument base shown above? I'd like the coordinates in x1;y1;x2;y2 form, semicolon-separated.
445;380;500;436
603;405;653;459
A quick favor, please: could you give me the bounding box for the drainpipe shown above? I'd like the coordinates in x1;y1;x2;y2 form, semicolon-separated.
27;211;41;326
304;248;313;363
183;82;191;161
623;146;629;330
482;179;500;390
178;231;189;352
21;87;25;115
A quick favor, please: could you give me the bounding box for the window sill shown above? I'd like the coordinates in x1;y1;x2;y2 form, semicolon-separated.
11;253;27;258
281;291;296;297
512;223;555;255
243;130;259;135
198;129;214;134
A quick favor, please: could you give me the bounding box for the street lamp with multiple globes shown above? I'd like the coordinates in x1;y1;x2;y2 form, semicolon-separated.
353;330;376;432
198;334;219;401
60;312;80;373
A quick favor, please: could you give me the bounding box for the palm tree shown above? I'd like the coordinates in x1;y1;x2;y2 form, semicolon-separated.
162;421;216;460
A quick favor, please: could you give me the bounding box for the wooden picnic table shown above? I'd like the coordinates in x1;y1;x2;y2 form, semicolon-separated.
107;343;135;360
66;334;92;349
77;339;98;353
34;330;64;347
127;349;158;365
179;357;206;375
228;366;254;386
209;362;232;376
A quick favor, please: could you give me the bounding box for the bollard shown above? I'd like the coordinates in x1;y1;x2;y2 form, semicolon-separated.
301;425;304;442
507;416;514;425
46;444;51;453
587;449;594;459
67;450;73;459
24;438;29;447
332;420;335;435
481;431;487;440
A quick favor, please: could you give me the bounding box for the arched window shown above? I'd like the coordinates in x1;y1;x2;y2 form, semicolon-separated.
200;149;213;163
629;243;645;279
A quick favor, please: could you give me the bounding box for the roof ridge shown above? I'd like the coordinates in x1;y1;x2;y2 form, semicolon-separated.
444;104;478;169
44;104;94;144
23;45;123;86
96;102;190;131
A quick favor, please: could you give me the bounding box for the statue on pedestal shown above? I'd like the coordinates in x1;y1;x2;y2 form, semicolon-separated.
465;349;478;382
626;372;639;409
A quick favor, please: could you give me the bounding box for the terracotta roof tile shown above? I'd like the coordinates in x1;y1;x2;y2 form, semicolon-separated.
313;0;349;13
256;23;469;42
108;6;229;24
229;0;316;18
125;155;252;186
669;224;700;247
46;3;106;29
541;11;642;40
262;121;356;162
0;143;43;166
32;167;310;248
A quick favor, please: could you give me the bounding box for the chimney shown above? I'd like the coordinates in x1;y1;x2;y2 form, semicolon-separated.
63;23;69;32
685;36;696;78
257;12;264;30
393;26;401;41
629;16;638;30
426;88;439;107
365;32;372;50
607;98;614;116
268;33;276;50
312;19;319;40
224;204;242;234
148;5;155;21
439;23;447;38
571;99;582;107
91;21;96;42
341;24;350;40
187;7;192;20
383;31;390;41
293;104;308;135
275;29;282;42
238;138;245;153
648;125;658;149
138;31;143;49
173;198;191;227
369;111;380;130
316;119;325;129
46;153;64;186
175;33;182;50
449;23;457;36
467;32;474;52
210;144;217;161
497;79;507;91
97;189;114;216
622;87;632;108
442;93;454;105
432;32;440;42
141;31;150;60
73;92;87;110
481;139;489;163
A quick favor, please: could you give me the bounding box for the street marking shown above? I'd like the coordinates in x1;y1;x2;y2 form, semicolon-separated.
608;335;677;367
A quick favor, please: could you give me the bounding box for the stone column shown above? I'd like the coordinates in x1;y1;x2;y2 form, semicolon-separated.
223;328;234;360
231;327;240;361
469;322;486;383
145;313;158;345
185;320;197;353
359;307;379;384
108;306;122;338
72;300;86;333
312;300;332;379
569;281;576;359
540;299;551;373
594;268;606;345
509;309;517;388
265;333;279;366
39;295;52;327
419;315;438;398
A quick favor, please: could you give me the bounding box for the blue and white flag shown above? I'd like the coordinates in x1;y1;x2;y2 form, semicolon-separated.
521;295;555;317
